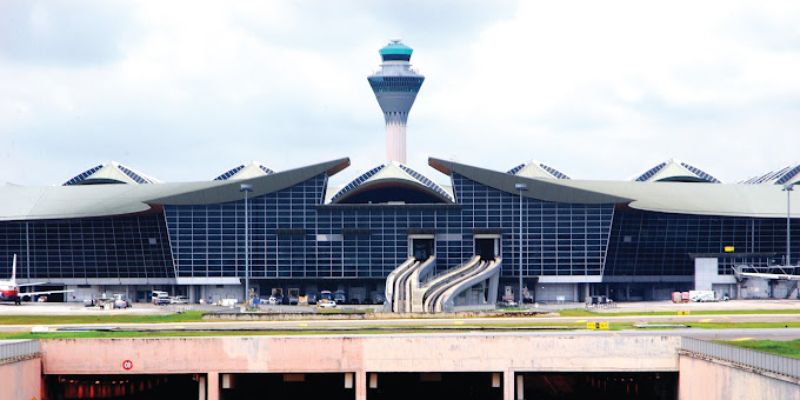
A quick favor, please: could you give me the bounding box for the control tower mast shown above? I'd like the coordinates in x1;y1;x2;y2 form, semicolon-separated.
368;40;425;164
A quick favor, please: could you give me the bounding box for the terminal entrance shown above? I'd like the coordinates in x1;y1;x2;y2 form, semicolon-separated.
516;371;678;400
220;373;354;400
368;372;502;400
45;374;199;399
409;235;435;261
475;236;499;261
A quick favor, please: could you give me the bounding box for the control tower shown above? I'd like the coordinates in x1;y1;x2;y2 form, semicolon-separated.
368;40;425;164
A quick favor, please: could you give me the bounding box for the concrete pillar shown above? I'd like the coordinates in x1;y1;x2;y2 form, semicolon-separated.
355;370;367;400
197;375;206;400
207;372;220;400
503;370;515;400
583;283;590;302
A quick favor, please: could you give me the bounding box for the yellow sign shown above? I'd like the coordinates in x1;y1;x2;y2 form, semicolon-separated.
678;310;690;315
724;245;735;253
586;321;609;330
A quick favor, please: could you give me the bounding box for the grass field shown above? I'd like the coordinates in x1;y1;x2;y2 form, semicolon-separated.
0;310;206;325
2;319;800;339
559;308;800;317
719;339;800;359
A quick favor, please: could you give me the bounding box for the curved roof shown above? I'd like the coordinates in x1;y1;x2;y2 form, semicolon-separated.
507;161;570;180
743;163;800;186
330;163;452;204
430;157;799;218
214;161;275;181
1;158;349;221
63;162;160;186
633;159;720;183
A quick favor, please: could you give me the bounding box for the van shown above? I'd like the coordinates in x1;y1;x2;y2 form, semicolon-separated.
152;290;170;305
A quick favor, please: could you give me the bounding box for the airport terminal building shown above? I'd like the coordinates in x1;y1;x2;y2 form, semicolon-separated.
1;156;798;305
1;41;798;306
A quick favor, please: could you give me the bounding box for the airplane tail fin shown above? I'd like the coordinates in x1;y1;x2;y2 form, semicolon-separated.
10;254;17;283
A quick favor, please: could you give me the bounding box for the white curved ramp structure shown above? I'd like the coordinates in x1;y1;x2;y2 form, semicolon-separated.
420;256;482;313
384;257;415;312
433;258;502;313
385;255;500;313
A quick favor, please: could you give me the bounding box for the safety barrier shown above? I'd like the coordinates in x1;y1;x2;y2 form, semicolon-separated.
681;337;800;379
0;340;40;364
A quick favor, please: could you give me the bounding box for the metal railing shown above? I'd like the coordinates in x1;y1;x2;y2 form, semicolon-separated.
0;340;40;364
682;337;800;379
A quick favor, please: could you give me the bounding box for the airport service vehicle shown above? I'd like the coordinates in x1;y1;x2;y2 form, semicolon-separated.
333;290;347;305
498;299;518;308
267;295;283;305
96;293;131;309
689;290;726;302
318;300;337;309
152;291;171;305
169;295;188;305
0;255;72;305
306;291;318;305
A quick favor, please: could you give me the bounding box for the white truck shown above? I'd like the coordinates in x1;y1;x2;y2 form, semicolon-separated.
689;290;717;302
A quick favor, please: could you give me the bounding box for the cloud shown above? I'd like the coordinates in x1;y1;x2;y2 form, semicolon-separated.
0;0;798;187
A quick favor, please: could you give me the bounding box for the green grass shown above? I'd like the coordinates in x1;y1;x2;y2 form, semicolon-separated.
0;310;206;325
6;319;800;339
559;308;800;317
718;339;800;359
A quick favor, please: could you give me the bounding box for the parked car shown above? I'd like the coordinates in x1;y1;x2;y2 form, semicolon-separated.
287;294;299;305
169;295;188;305
333;290;347;305
306;291;318;305
318;300;337;309
267;295;283;305
371;292;386;305
319;290;333;302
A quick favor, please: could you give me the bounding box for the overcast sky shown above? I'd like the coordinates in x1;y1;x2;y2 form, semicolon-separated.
1;0;799;187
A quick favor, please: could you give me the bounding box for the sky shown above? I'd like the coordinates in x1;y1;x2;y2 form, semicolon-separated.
1;0;799;187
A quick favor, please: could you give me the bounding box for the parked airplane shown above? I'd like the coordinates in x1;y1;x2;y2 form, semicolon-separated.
0;255;72;305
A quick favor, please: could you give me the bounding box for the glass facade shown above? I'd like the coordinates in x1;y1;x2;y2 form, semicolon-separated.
605;207;800;276
1;169;796;284
164;173;614;279
0;214;173;279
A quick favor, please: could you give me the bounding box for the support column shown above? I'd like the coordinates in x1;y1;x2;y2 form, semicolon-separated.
197;376;206;400
207;372;220;400
503;370;515;400
356;370;367;400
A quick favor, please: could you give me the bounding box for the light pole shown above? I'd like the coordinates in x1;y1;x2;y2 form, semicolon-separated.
784;183;795;266
514;183;528;304
240;183;253;305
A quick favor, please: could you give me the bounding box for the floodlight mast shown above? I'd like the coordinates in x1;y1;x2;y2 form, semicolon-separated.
240;183;253;305
515;182;529;304
784;183;795;267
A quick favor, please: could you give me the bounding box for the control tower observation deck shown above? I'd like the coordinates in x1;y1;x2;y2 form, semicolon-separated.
368;40;425;164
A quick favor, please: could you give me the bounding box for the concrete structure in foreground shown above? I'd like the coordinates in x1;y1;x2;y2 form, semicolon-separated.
0;340;42;400
39;334;680;399
3;334;800;398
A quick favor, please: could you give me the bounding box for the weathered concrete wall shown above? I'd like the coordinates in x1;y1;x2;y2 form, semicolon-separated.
0;357;42;400
679;355;800;400
40;334;680;375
